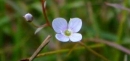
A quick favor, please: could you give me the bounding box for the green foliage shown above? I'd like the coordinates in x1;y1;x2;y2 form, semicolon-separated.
1;0;130;61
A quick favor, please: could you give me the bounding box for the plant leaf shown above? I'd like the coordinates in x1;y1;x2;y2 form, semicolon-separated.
34;26;44;34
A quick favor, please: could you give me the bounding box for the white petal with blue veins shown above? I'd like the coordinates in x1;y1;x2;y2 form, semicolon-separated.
56;34;69;42
52;18;68;33
68;18;82;32
69;33;82;42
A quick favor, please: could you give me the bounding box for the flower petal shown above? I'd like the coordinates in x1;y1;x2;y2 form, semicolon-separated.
52;18;67;33
68;18;82;32
69;33;82;42
56;34;69;42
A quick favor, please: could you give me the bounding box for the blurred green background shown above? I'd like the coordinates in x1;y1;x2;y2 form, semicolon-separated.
0;0;130;61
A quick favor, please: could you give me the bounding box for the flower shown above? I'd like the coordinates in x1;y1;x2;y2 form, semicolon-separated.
52;18;82;42
23;13;33;22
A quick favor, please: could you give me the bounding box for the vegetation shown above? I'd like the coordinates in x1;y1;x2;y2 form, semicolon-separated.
1;0;130;61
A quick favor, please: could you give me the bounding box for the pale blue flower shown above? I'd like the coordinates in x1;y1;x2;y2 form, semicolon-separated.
52;18;82;42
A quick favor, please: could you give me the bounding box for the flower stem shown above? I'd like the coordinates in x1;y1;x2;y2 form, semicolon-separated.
36;44;103;58
79;42;110;61
29;35;51;61
30;22;38;28
20;35;51;61
66;43;78;57
41;0;51;27
20;44;104;61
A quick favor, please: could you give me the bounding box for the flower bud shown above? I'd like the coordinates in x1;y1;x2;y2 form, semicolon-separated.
23;13;33;22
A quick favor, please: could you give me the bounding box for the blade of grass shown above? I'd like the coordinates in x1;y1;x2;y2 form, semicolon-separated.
116;0;128;61
0;50;6;61
87;2;100;37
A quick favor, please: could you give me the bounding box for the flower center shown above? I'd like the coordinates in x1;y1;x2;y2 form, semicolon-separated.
64;30;71;36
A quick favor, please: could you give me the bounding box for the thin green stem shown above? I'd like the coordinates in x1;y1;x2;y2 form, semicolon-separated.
20;44;104;61
79;42;109;61
30;22;38;28
36;44;104;58
66;43;78;57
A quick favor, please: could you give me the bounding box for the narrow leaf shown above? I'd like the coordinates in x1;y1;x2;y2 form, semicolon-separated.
34;24;47;34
